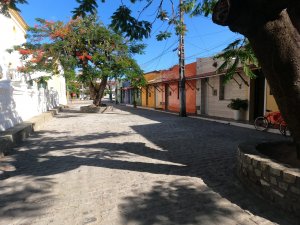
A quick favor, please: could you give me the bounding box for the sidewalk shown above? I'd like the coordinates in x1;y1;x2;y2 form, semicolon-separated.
122;103;284;135
0;107;62;157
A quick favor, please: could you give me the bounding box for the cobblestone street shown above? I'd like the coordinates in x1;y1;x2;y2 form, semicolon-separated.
0;103;298;225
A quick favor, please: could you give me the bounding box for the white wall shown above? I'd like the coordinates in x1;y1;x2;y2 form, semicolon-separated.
0;10;26;81
205;75;249;120
0;80;63;131
0;11;67;131
47;72;67;105
196;57;250;120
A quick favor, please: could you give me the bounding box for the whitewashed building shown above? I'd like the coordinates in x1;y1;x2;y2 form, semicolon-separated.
0;10;67;131
196;57;258;121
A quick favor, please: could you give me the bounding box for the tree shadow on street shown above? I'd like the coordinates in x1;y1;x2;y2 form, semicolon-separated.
0;176;55;223
0;104;298;224
113;104;298;224
119;180;253;225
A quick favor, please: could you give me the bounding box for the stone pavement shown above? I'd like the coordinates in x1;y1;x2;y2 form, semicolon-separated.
0;102;298;225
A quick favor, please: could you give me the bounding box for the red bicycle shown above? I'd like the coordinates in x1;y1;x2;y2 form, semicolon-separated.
254;111;289;136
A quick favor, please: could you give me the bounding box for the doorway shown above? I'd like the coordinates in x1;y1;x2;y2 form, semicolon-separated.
249;70;265;122
200;79;208;115
165;84;169;111
146;86;149;106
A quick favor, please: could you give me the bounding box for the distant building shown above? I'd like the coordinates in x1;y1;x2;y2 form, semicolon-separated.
139;57;279;122
141;62;197;114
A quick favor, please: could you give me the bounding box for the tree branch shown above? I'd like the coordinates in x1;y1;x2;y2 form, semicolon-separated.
212;0;292;35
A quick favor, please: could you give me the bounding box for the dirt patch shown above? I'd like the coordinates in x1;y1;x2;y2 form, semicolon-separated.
257;142;300;169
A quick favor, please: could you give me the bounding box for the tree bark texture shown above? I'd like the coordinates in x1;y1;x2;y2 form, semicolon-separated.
93;76;108;106
213;0;300;157
89;81;96;100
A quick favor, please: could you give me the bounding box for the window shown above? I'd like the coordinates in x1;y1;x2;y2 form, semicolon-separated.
213;89;218;96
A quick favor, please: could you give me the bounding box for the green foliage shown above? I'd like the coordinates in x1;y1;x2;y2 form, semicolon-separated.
129;42;146;54
110;5;151;40
72;0;99;18
189;0;218;17
156;31;172;41
157;9;169;20
227;98;248;110
0;0;27;16
67;79;81;94
175;21;187;36
215;38;259;83
36;75;50;88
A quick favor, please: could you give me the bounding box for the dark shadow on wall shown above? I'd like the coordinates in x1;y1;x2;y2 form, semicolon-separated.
0;104;297;224
0;81;22;131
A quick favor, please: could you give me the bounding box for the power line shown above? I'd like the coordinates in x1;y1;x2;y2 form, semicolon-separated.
155;36;170;70
188;18;208;50
140;34;240;72
186;29;228;39
140;40;178;66
184;35;240;60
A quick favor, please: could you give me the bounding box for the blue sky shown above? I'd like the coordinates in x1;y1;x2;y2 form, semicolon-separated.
18;0;241;73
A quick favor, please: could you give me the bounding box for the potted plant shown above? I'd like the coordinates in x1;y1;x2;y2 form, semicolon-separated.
227;98;248;120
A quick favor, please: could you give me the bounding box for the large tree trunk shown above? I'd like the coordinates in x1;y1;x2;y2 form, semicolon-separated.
93;77;108;106
213;0;300;158
89;81;97;100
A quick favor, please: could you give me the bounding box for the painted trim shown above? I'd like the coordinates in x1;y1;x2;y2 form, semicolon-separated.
9;9;28;31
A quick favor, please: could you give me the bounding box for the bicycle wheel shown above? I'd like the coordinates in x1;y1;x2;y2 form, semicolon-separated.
279;121;289;136
254;117;269;131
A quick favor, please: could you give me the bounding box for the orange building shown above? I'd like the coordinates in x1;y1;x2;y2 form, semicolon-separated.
160;62;197;114
141;62;197;114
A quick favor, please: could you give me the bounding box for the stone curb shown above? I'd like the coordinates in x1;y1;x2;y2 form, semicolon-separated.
0;107;62;157
237;142;300;216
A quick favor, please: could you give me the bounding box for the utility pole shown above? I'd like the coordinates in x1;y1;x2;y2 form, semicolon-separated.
178;0;186;117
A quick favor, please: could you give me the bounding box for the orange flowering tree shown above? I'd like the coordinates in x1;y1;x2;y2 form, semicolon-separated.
14;15;145;106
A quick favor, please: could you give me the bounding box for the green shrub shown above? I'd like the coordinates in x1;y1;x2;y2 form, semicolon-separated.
227;98;248;110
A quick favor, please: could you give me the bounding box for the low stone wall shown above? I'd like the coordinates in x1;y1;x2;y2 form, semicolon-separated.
0;107;61;157
237;143;300;216
80;105;113;113
80;105;101;113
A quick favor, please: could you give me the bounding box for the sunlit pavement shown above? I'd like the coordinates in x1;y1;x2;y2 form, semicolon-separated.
0;102;298;225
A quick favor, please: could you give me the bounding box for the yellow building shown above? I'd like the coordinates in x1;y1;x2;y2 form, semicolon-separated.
265;82;279;112
141;71;161;108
